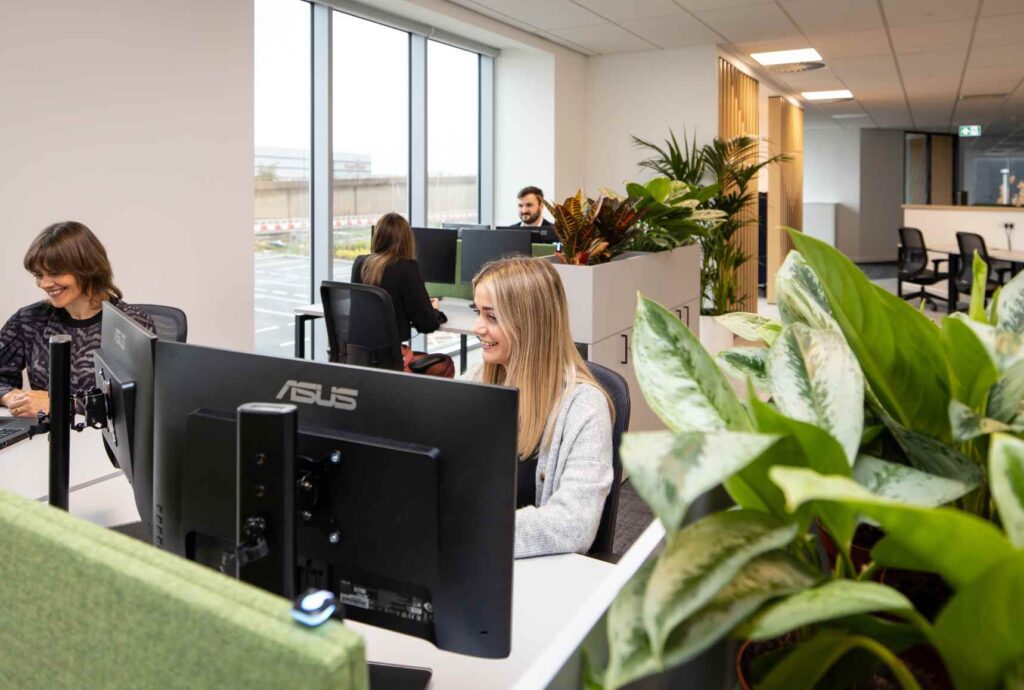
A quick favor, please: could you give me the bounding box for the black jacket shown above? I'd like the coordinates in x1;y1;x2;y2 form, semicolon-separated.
351;255;444;342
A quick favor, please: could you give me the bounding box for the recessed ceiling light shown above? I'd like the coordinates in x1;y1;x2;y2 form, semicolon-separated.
832;113;869;119
802;89;854;101
750;48;822;65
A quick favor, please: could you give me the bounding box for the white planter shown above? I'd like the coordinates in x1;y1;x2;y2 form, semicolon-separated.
546;245;701;344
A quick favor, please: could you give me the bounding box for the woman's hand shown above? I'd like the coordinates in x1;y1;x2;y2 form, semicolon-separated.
4;390;49;418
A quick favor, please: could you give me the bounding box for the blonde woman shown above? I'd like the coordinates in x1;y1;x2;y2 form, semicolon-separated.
352;213;454;377
466;256;613;558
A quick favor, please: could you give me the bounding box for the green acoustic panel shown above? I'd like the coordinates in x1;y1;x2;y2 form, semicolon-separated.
0;488;367;690
425;242;557;299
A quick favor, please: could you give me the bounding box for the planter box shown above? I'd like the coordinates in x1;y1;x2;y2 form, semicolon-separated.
546;245;700;345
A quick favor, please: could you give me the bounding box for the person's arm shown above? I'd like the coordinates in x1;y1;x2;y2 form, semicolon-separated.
400;261;444;335
514;388;613;558
0;310;28;405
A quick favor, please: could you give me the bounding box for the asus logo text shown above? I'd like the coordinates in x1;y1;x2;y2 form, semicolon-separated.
275;380;358;411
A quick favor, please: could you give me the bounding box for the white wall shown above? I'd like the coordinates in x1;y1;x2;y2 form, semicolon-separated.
859;129;903;262
0;0;253;350
584;45;719;193
804;127;862;258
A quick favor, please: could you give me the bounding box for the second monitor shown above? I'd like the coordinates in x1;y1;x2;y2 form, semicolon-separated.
460;228;532;282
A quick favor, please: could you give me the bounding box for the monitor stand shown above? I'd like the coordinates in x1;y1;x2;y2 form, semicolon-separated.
368;662;432;690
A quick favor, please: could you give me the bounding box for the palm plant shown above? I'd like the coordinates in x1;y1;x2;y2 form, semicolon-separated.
632;131;789;315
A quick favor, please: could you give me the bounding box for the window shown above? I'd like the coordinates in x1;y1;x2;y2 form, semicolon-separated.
427;41;480;226
331;13;409;284
254;0;311;356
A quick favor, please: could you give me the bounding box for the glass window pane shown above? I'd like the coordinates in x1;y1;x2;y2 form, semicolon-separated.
427;41;479;227
331;12;409;283
254;0;311;356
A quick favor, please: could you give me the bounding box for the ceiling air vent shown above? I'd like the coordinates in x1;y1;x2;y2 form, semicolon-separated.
767;61;825;73
960;93;1008;101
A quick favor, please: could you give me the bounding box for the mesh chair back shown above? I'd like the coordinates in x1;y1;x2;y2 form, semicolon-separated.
586;362;630;556
320;281;404;370
956;232;989;290
898;227;928;277
134;304;187;343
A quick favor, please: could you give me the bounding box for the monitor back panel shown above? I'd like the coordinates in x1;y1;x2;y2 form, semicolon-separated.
460;229;532;282
411;227;458;284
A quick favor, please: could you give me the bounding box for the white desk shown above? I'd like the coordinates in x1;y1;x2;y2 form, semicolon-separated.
294;297;478;373
1;419;663;689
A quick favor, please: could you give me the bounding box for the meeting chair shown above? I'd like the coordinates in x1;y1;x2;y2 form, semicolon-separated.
320;281;447;375
586;361;630;561
136;303;188;343
955;232;1010;302
896;227;948;311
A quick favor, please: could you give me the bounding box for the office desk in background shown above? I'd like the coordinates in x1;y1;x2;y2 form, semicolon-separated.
294;297;478;373
1;424;663;689
924;242;1024;312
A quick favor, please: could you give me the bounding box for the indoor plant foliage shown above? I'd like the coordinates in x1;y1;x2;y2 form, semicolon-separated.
544;190;646;265
587;232;1024;690
632;131;789;315
609;177;726;252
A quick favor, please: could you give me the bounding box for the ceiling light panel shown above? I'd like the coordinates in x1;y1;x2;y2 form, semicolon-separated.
750;48;823;65
802;89;854;100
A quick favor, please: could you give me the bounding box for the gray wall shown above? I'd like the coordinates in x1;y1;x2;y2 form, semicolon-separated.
804;128;862;257
859;129;904;262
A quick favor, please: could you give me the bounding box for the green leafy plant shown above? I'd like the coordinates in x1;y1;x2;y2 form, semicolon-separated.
614;177;725;252
632;131;789;315
543;190;646;265
588;232;1024;689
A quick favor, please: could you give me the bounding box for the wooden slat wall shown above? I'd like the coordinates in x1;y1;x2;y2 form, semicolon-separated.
766;96;804;302
718;58;760;313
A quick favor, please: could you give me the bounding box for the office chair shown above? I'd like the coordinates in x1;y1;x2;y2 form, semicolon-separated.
320;281;447;375
896;227;948;311
135;304;188;343
586;361;630;561
955;232;1010;304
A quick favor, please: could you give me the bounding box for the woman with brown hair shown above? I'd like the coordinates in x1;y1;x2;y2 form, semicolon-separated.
465;256;613;558
351;212;454;377
0;221;154;417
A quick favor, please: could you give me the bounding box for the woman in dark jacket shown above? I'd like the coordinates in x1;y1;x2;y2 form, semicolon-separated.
351;213;455;377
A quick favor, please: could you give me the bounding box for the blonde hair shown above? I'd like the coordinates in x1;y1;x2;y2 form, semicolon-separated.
473;257;612;459
362;213;414;286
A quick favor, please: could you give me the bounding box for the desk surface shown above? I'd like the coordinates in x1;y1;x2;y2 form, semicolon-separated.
297;297;478;336
1;424;663;689
928;242;1024;263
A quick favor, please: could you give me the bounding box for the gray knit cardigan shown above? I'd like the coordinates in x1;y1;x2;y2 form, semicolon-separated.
463;364;614;558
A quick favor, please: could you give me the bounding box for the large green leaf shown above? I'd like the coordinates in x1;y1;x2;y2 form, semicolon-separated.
950;399;1022;442
774;251;840;331
757;630;923;690
739;580;914;641
882;415;984;487
770;467;1013;589
989;360;1024;423
714;312;781;345
933;551;1024;690
789;231;952;443
716;347;769;390
604;560;658;690
990;434;1024;548
852;454;978;507
620;430;782;532
632;294;750;432
660;551;817;669
767;323;864;464
642;510;797;658
941;316;1000;413
969;251;989;323
996;266;1024;333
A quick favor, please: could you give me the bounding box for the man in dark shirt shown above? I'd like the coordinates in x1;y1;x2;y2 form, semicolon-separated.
513;186;553;228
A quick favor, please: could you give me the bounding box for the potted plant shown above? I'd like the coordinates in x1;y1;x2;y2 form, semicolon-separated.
582;231;1024;689
543;190;646;266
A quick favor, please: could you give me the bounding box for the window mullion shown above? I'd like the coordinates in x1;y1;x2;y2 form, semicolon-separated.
410;34;427;226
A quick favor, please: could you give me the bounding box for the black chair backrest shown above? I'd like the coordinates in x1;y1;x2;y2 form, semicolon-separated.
586;361;630;557
956;232;989;290
134;304;187;343
898;227;928;276
320;281;404;370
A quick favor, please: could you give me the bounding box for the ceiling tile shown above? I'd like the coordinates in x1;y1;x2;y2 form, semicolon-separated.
827;54;900;81
962;65;1024;96
693;3;802;43
570;0;683;22
803;109;842;129
882;0;980;27
549;23;657;53
890;20;973;53
974;12;1024;47
620;13;719;48
805;28;892;60
779;0;883;34
968;44;1024;69
674;0;775;11
982;0;1024;16
896;48;968;75
469;0;604;31
732;37;813;55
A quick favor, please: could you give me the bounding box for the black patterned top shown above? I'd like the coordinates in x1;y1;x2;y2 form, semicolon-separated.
0;299;155;400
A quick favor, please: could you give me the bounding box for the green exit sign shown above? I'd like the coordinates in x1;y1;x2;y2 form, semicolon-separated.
959;124;982;137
